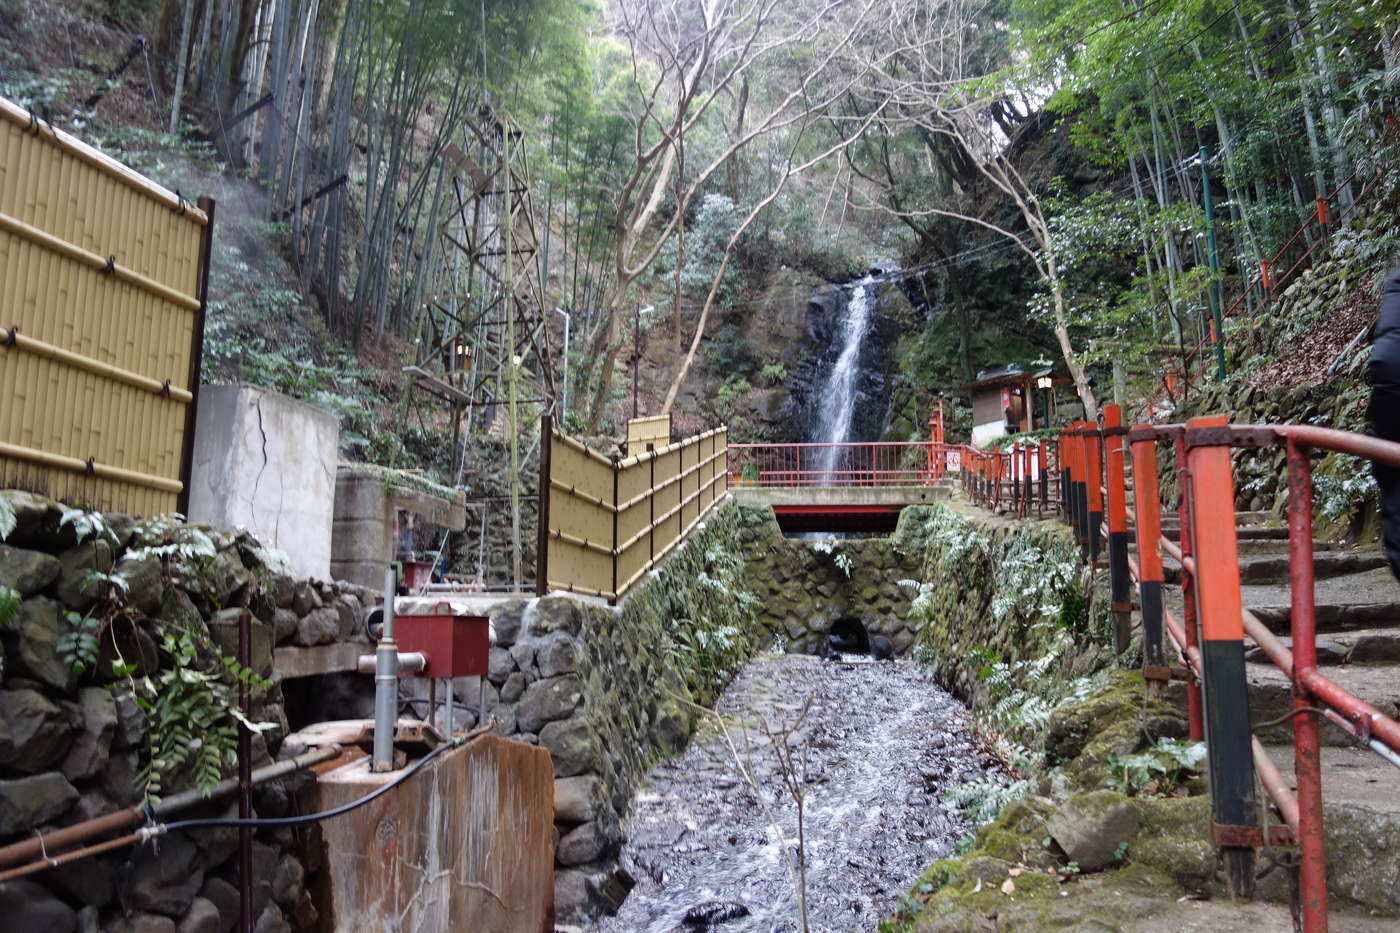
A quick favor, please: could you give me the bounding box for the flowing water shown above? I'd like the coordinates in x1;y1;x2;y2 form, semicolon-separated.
812;275;876;480
594;654;1002;933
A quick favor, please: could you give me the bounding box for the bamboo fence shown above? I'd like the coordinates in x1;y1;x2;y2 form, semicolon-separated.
0;95;212;516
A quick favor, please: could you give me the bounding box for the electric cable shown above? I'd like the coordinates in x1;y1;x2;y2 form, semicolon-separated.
157;740;456;833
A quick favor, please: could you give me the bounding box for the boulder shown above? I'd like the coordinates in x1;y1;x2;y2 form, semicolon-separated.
100;749;143;805
0;772;78;834
47;849;115;907
198;877;239;933
107;916;177;933
126;831;205;916
113;553;163;616
1046;790;1140;872
207;611;273;679
253;905;290;933
333;594;362;641
2;491;75;551
499;672;526;704
62;686;118;781
0;877;78;933
489;600;527;647
290;582;321;617
0;687;77;773
539;717;598;778
532;597;583;636
271;855;305;909
554;775;605;824
15;596;78;692
516;675;583;734
557;821;609;866
111;688;147;749
271;608;299;644
487;646;515;684
0;544;61;597
535;632;579;677
177;897;223;933
553;869;591;920
293;608;339;647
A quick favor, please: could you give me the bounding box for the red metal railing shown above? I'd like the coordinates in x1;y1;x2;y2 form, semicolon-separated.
1057;410;1400;931
961;439;1057;517
727;441;961;487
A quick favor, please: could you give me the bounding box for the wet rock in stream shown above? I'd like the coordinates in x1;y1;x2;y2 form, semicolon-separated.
591;653;1004;932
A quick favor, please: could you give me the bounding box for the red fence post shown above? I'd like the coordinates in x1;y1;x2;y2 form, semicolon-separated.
1185;415;1257;899
1173;429;1206;743
1129;427;1167;682
1286;437;1329;930
1103;405;1131;656
1085;423;1104;561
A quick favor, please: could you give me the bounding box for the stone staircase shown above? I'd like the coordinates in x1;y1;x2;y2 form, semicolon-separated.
1140;510;1400;916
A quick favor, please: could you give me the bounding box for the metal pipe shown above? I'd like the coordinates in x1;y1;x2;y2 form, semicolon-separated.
356;652;427;675
0;745;340;871
1252;735;1300;832
372;570;400;772
1286;438;1329;932
238;610;253;933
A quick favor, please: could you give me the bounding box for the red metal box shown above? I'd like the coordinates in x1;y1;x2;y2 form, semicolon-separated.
395;604;489;677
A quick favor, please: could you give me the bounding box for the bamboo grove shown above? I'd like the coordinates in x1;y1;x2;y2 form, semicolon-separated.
4;0;1397;432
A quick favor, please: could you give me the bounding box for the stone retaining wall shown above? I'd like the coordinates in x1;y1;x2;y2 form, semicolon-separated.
411;502;762;922
0;490;378;933
733;504;923;655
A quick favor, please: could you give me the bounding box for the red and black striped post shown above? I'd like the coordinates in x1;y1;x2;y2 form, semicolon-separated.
1085;421;1104;562
1185;415;1257;899
1128;425;1167;680
1103;405;1131;655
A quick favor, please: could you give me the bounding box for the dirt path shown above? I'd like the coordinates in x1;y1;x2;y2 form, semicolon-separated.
592;653;1003;933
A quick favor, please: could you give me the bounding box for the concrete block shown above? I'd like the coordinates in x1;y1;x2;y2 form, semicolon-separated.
187;386;339;581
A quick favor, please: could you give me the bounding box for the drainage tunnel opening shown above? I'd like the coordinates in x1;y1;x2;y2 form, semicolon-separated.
827;617;871;655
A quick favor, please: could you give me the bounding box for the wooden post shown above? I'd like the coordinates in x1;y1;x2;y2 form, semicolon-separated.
177;196;216;518
534;414;552;597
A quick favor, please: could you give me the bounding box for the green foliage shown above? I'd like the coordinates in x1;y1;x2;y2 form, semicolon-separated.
0;586;19;629
1311;453;1378;523
757;362;789;387
1105;739;1206;798
644;506;760;704
58;506;119;546
56;611;102;675
946;776;1035;825
809;538;855;578
134;628;274;799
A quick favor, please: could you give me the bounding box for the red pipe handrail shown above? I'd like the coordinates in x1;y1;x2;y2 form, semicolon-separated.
1053;415;1400;932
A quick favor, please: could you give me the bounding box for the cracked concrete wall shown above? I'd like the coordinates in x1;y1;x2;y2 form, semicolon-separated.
188;385;339;580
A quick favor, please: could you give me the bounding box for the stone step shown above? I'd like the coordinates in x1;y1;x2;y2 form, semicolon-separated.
1240;566;1400;635
1205;745;1400;917
1248;661;1400;747
1245;626;1400;665
1161;549;1388;586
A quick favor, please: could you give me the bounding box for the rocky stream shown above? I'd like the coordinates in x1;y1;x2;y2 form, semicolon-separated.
590;652;1003;932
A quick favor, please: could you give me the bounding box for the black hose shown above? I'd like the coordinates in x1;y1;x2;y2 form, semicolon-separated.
158;741;455;832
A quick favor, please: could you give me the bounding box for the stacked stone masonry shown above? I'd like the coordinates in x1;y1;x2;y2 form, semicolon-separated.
0;490;378;933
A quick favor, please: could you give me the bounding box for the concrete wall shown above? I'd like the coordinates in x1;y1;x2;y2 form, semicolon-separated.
187;385;339;580
330;467;467;589
971;419;1007;448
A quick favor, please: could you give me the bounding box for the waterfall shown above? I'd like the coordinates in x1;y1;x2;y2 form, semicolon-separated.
812;274;876;479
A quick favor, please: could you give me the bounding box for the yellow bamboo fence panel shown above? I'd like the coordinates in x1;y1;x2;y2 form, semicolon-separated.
541;423;729;603
0;95;210;515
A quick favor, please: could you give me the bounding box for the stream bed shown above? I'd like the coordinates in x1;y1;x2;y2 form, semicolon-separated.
592;652;1004;932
